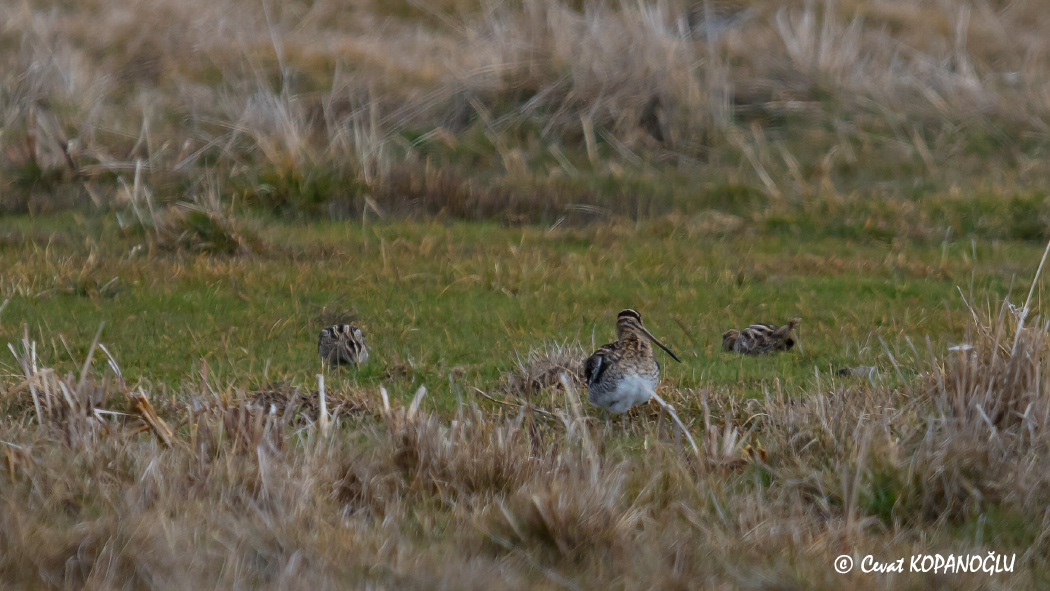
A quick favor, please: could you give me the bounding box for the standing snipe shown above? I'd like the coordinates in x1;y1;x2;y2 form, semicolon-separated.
318;324;369;366
722;319;799;356
583;309;681;414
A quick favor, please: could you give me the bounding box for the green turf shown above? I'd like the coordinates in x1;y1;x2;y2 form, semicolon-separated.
1;213;1045;410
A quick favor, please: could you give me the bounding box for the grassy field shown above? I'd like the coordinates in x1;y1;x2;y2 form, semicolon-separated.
6;0;1050;588
2;213;1041;401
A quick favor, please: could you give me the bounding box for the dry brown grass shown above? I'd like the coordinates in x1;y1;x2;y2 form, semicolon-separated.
500;340;586;401
3;285;1050;587
112;168;261;255
4;0;1050;223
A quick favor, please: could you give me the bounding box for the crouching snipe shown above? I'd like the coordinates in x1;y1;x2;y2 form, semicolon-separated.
584;309;681;414
318;324;369;366
722;319;800;356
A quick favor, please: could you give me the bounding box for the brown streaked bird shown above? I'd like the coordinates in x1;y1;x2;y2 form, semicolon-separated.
318;324;369;366
722;319;800;356
583;309;682;414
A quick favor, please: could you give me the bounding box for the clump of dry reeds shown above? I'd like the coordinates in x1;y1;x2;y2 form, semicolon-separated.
249;381;364;424
500;341;586;402
905;285;1050;526
115;166;259;255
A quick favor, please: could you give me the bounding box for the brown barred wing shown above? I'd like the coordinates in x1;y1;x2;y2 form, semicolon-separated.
733;324;776;355
583;342;625;387
318;326;339;363
728;321;800;355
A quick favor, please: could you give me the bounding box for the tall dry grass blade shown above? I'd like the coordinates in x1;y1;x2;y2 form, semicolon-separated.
8;340;42;425
647;389;699;458
408;385;427;420
97;343;126;390
559;374;597;464
1014;237;1050;354
77;322;105;396
317;373;329;436
57;381;78;412
926;335;944;394
560;374;585;422
581;114;598;168
260;0;287;91
730;130;781;199
379;386;390;413
879;336;911;396
845;423;871;542
361;196;386;250
2;440;31;482
40;368;53;419
910;127;936;174
131;390;174;447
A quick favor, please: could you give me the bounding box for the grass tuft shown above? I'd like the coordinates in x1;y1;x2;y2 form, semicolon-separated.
500;341;586;403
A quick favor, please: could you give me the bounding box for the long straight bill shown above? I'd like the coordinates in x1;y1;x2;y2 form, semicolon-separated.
641;327;682;363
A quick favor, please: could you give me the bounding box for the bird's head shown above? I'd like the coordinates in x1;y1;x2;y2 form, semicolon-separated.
616;309;681;362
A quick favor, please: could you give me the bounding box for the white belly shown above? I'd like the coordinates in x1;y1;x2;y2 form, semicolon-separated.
603;374;657;414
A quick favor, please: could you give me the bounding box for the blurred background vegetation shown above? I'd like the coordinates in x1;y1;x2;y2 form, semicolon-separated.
2;0;1049;240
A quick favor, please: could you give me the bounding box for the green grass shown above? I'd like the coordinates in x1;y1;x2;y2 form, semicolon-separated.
2;212;1044;411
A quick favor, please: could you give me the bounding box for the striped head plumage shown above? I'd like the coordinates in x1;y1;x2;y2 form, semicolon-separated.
318;324;369;366
722;319;799;355
583;309;682;414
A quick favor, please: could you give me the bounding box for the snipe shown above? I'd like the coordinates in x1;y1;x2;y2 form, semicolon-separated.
318;324;369;366
722;319;800;356
583;309;681;414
